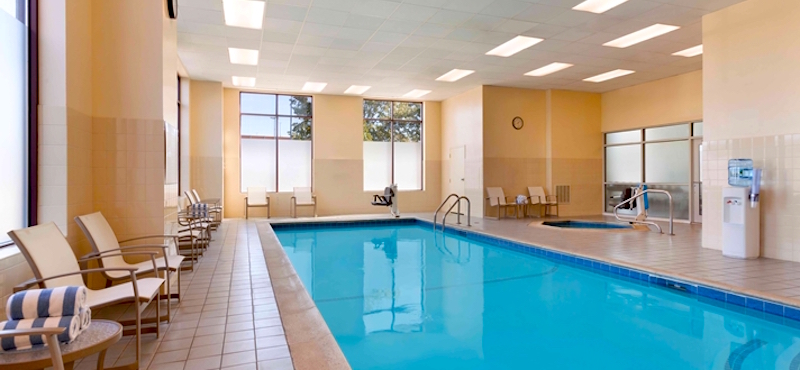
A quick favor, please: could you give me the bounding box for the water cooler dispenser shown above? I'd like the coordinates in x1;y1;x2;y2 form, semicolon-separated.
722;159;761;259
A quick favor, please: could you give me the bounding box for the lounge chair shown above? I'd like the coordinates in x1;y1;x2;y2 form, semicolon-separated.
75;212;185;319
528;186;559;217
245;187;270;219
185;190;221;228
8;223;163;369
485;187;518;219
291;187;317;218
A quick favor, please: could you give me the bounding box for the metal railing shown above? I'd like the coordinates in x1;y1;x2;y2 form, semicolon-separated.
434;194;471;230
613;189;674;235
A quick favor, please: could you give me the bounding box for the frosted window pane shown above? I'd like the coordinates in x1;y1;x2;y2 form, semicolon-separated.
693;122;703;137
606;130;640;145
241;93;275;114
644;185;690;220
645;141;690;183
241;115;275;137
645;124;689;141
0;8;26;244
278;140;312;192
364;142;392;191
605;145;641;183
241;138;276;192
394;142;422;191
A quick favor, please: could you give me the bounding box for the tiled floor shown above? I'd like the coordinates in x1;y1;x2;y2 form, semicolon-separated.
73;220;293;370
67;213;800;370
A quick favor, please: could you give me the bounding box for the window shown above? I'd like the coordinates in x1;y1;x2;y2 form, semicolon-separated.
363;100;423;191
1;0;30;245
240;92;312;192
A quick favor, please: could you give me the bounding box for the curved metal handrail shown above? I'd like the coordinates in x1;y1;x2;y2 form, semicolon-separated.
434;194;460;229
442;196;471;229
613;189;674;235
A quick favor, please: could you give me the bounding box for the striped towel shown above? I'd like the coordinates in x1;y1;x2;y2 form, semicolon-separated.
78;307;91;331
0;315;81;351
6;286;88;320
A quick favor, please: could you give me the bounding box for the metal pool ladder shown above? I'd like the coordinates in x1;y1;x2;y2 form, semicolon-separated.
613;189;674;235
434;194;471;230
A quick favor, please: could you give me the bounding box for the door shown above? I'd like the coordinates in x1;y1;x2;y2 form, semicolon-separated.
449;146;465;196
691;139;703;223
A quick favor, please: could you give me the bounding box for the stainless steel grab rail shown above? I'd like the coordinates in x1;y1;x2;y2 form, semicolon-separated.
613;189;674;235
442;196;471;229
433;194;460;229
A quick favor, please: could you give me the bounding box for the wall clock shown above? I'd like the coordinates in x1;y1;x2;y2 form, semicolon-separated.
512;116;524;130
167;0;178;19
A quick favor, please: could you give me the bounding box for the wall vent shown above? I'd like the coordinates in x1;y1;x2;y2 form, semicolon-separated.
556;185;570;204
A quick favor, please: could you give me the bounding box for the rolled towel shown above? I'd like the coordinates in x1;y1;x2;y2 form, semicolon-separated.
6;286;88;320
78;307;91;331
0;315;81;351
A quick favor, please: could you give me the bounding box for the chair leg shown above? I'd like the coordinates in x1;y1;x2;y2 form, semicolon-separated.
156;295;161;338
245;205;248;219
135;303;141;368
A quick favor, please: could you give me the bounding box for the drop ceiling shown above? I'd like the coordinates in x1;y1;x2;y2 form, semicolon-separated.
177;0;745;101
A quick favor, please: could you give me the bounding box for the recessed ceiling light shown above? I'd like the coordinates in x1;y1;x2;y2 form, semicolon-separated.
302;82;327;92
223;0;265;30
344;85;371;95
572;0;629;14
435;69;476;82
524;63;574;77
403;89;431;99
672;45;703;57
486;36;544;57
228;48;259;65
603;24;680;48
232;76;256;87
583;69;635;83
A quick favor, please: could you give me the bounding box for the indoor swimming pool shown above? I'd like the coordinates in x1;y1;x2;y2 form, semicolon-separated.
274;222;800;370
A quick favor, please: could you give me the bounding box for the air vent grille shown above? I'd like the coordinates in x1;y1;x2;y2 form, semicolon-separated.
556;185;570;204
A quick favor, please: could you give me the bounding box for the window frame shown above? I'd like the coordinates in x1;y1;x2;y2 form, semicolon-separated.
238;91;314;193
362;99;424;192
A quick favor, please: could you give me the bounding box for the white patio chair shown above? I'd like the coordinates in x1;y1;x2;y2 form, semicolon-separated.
0;327;66;370
185;190;221;229
291;187;317;218
245;187;270;219
485;187;518;219
8;223;163;369
75;212;185;319
528;186;559;217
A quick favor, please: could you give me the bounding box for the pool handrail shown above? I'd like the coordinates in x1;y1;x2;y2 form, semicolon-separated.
442;196;471;229
613;189;674;235
434;194;460;229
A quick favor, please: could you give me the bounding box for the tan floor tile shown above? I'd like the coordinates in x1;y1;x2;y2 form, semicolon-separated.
185;355;222;370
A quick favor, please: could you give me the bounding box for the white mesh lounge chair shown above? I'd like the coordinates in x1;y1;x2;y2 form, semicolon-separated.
8;223;163;369
528;186;559;217
0;327;66;370
245;187;270;219
75;212;185;319
485;187;518;219
291;187;316;218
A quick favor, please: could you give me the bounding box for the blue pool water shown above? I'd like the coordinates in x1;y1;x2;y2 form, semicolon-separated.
542;220;632;229
275;224;800;370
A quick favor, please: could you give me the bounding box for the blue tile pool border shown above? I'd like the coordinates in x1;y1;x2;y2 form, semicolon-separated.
269;217;800;324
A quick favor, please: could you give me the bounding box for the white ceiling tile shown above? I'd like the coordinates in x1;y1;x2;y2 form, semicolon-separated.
428;10;475;27
343;14;385;31
265;4;308;22
361;41;397;53
391;4;439;22
414;23;455;38
379;19;423;34
262;19;304;34
462;15;506;31
296;34;335;47
493;19;538;34
301;23;343;37
330;38;366;50
304;8;349;26
445;28;488;42
636;4;708;26
442;0;495;13
178;7;222;24
336;27;375;41
399;35;438;48
310;0;365;12
402;0;451;8
551;29;595;42
478;0;531;18
519;23;570;39
260;31;299;44
513;4;568;23
371;31;409;44
351;0;401;18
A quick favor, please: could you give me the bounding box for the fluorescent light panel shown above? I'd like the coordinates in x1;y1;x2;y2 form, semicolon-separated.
302;82;327;92
223;0;265;30
673;45;703;57
572;0;629;14
603;24;680;48
583;69;635;83
344;85;371;95
232;76;256;87
403;89;431;99
525;62;574;77
435;69;475;82
228;47;259;65
486;36;543;57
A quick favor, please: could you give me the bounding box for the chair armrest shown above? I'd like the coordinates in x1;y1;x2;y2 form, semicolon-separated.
0;327;66;338
14;267;140;292
79;252;158;274
84;245;170;270
528;196;542;204
546;195;558;202
119;234;179;245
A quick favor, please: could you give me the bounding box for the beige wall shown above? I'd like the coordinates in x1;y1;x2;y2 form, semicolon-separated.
441;87;484;217
222;90;442;218
548;90;603;216
702;0;800;261
190;80;224;202
601;70;703;132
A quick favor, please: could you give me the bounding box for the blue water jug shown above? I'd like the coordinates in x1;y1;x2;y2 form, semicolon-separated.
728;159;753;187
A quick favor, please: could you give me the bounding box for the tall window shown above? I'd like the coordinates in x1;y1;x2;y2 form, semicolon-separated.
240;92;312;192
1;0;29;245
363;100;423;191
